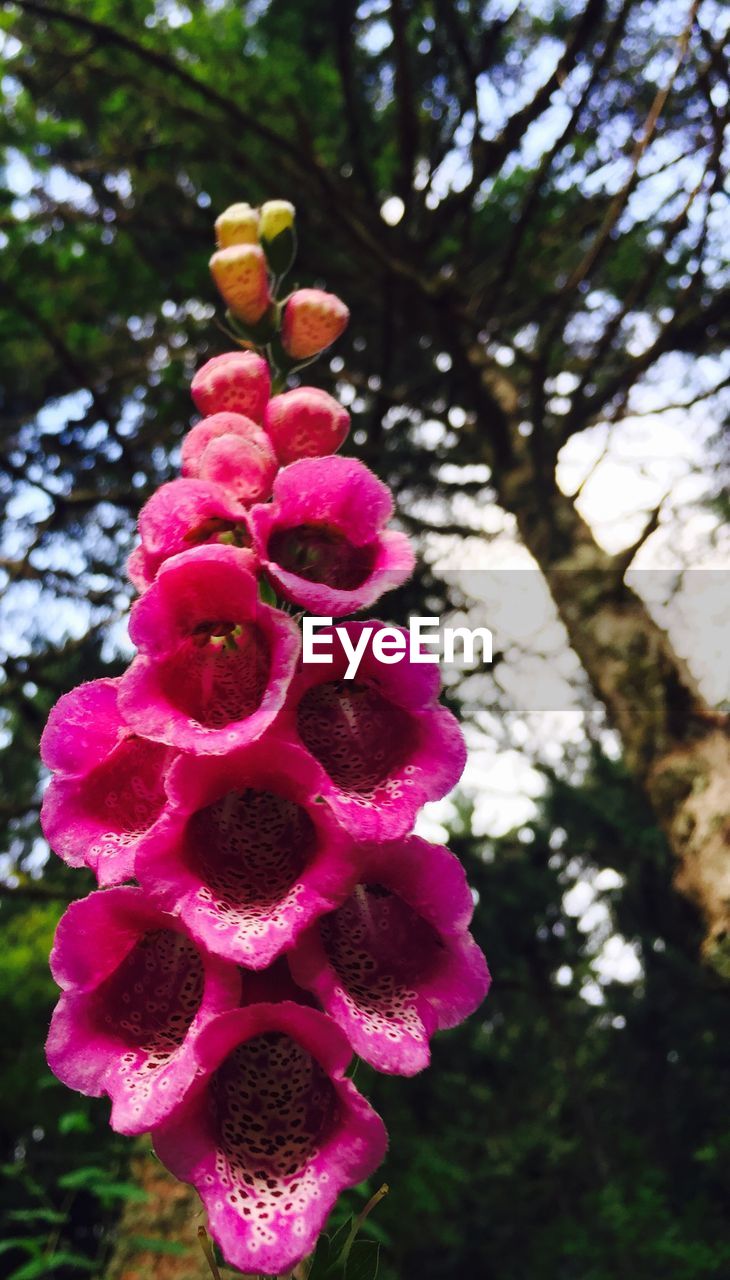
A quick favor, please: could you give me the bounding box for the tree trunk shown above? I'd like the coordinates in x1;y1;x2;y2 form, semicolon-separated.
493;428;730;972
105;1148;236;1280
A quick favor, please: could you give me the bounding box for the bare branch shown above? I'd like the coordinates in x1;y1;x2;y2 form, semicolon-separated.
426;0;608;241
333;1;376;200
487;0;634;310
612;499;666;575
389;0;419;208
557;0;701;299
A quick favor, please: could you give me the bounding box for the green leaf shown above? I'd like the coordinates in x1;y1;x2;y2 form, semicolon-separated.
305;1217;353;1279
8;1254;96;1280
0;1240;42;1260
344;1240;380;1280
57;1166;109;1191
95;1181;149;1204
58;1110;93;1136
5;1207;66;1225
127;1236;189;1256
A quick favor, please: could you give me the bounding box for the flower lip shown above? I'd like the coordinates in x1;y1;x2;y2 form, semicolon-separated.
290;836;490;1075
40;677;124;777
274;620;466;840
132;478;251;590
118;544;301;754
135;739;357;969
46;887;241;1135
153;1002;387;1278
40;677;175;886
250;456;414;615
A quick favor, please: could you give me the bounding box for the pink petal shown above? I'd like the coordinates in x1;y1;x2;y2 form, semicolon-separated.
40;678;124;776
41;734;174;886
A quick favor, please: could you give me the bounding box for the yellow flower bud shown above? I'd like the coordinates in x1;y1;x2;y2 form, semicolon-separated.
259;200;296;242
214;203;260;248
209;245;271;324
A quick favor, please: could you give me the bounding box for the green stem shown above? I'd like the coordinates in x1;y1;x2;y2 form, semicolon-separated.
331;1184;389;1272
197;1225;222;1280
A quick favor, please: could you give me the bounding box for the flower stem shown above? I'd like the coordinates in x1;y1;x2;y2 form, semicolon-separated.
197;1225;222;1280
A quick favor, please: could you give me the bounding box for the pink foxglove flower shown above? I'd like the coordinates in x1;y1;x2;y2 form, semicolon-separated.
264;386;349;464
128;478;250;591
46;887;240;1135
191;352;271;423
153;1003;387;1277
290;837;490;1075
42;197;490;1276
250;456;414;615
281;288;349;359
40;678;173;886
134;740;356;969
274;621;466;840
181;412;277;505
119;544;300;754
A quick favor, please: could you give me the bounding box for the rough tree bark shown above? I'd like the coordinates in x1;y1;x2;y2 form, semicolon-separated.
464;346;730;974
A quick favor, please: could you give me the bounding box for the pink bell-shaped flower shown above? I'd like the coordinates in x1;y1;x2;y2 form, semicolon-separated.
134;740;357;969
46;887;241;1135
128;478;251;591
273;621;466;840
40;677;173;886
153;1002;387;1277
290;837;490;1075
119;545;300;754
250;456;414;615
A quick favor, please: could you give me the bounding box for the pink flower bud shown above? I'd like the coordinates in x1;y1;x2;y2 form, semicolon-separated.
281;288;349;360
209;245;271;324
264;386;349;464
191;352;271;423
182;412;277;506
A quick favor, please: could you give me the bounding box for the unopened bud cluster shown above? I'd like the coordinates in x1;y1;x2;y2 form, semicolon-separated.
209;200;348;367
